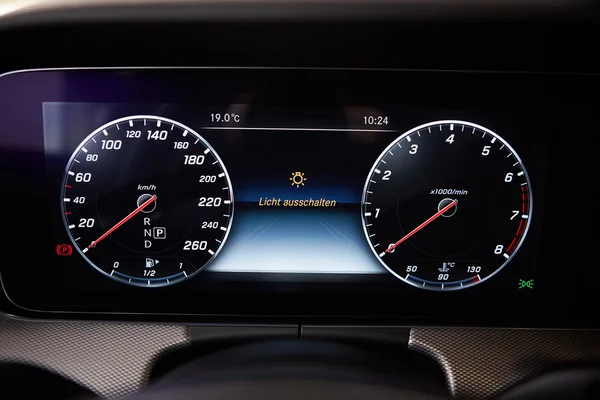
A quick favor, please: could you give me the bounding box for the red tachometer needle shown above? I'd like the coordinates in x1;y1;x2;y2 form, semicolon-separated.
385;199;457;253
87;195;157;249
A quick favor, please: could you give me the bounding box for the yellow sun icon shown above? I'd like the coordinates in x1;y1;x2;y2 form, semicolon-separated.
290;172;307;188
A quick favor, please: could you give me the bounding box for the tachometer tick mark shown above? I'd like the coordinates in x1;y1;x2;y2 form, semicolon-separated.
68;171;75;176
218;173;225;177
490;137;496;144
506;152;512;157
195;139;200;144
517;171;524;176
379;252;386;257
74;159;80;163
503;253;510;259
212;160;218;165
406;136;411;142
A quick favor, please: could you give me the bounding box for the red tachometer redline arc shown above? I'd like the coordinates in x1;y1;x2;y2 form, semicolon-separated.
361;120;533;291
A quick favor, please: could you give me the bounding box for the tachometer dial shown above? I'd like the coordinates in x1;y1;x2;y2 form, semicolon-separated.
362;120;532;290
61;115;234;287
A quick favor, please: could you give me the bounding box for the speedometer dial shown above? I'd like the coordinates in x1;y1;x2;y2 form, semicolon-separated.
362;120;532;290
61;115;233;287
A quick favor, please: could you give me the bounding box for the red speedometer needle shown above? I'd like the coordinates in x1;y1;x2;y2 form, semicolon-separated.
385;199;457;253
87;195;157;249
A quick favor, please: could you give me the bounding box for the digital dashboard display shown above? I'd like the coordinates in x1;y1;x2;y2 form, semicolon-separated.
0;68;595;327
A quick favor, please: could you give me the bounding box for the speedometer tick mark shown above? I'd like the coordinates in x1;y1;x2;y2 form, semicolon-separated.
75;237;80;241
513;162;519;166
388;150;394;156
156;120;161;127
68;224;75;229
367;190;373;194
499;145;505;150
92;138;97;143
103;130;108;136
68;171;75;176
482;132;486;138
369;234;376;237
144;119;146;126
82;248;88;253
212;160;218;165
428;127;431;133
472;128;476;134
74;159;80;163
224;200;231;204
81;147;88;153
204;148;211;154
195;139;200;144
381;159;387;164
379;252;386;257
110;270;114;276
506;152;512;157
63;198;71;202
222;187;229;190
220;226;227;231
182;130;187;137
223;214;230;217
373;243;380;248
215;239;222;243
208;249;215;255
129;120;133;127
218;173;225;177
370;180;376;184
171;124;175;130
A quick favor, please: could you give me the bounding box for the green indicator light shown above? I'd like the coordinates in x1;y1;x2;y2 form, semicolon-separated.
518;279;534;289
